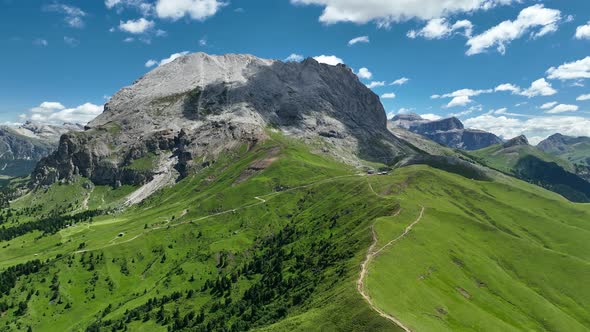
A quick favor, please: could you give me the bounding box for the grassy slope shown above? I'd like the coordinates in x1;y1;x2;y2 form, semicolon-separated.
470;143;574;173
366;166;590;331
0;136;589;331
540;140;590;166
0;136;402;332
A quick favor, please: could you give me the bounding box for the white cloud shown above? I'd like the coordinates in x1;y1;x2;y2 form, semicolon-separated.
391;77;409;85
545;104;579;114
159;51;190;66
44;4;87;28
33;39;48;47
381;92;396;99
466;4;562;55
123;37;135;43
24;102;103;124
119;18;155;34
348;36;369;46
446;95;473;107
439;88;492;99
407;18;472;39
420;113;442;121
577;94;590;101
575;21;590;40
313;55;344;65
285;53;304;62
366;81;386;89
464;114;590;144
145;59;158;67
105;0;121;8
290;0;516;27
520;78;557;97
547;56;590;80
356;67;372;79
540;101;558;109
495;83;520;94
198;37;207;46
155;0;226;21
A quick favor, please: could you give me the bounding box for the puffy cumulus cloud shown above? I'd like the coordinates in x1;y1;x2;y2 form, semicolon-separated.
145;59;158;67
446;95;473;108
547;56;590;80
575;21;590;40
391;77;409;85
495;83;520;94
24;102;103;125
290;0;516;27
381;92;396;99
313;55;344;65
466;5;562;55
356;67;372;80
119;18;155;34
520;78;557;97
145;51;190;68
577;94;590;101
439;79;556;103
284;53;304;62
348;36;369;46
155;0;226;21
44;3;87;28
540;101;558;110
464;114;590;144
407;18;472;39
545;104;579;114
366;81;386;89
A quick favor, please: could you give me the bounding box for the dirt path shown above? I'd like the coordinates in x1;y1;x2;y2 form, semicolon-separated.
357;206;425;332
74;174;359;254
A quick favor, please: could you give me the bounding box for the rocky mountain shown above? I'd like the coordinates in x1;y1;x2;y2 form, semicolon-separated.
32;53;416;188
389;114;502;150
537;133;590;166
470;135;590;202
0;121;83;178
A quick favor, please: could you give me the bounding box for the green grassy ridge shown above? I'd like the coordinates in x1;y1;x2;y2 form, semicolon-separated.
365;166;590;331
469;143;590;202
0;136;402;331
470;143;574;173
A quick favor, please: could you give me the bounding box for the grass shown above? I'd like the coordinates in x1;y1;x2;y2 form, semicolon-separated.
365;166;590;332
0;135;588;331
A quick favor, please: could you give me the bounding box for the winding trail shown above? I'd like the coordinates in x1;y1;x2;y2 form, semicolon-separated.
357;206;425;332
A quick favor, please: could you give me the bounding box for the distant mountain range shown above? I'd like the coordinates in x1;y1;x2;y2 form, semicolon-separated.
0;121;83;178
389;114;503;150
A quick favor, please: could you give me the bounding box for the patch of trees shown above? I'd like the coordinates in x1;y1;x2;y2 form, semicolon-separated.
0;259;44;297
0;209;104;242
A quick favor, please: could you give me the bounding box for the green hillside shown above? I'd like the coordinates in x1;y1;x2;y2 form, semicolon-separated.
0;136;589;331
469;142;590;202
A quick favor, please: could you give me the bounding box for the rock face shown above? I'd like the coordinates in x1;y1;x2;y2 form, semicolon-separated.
32;53;414;187
0;122;83;177
503;135;529;148
390;114;502;150
538;133;590;166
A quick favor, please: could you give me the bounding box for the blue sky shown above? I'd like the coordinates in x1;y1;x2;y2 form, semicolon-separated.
1;0;589;143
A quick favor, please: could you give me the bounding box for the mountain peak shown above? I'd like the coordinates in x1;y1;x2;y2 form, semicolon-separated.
503;135;529;148
32;52;413;187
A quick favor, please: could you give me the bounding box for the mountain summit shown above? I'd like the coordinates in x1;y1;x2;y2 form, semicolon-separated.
32;53;413;187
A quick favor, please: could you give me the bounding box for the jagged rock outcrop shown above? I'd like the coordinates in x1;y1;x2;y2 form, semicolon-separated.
389;114;502;150
0;122;83;177
32;53;415;187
